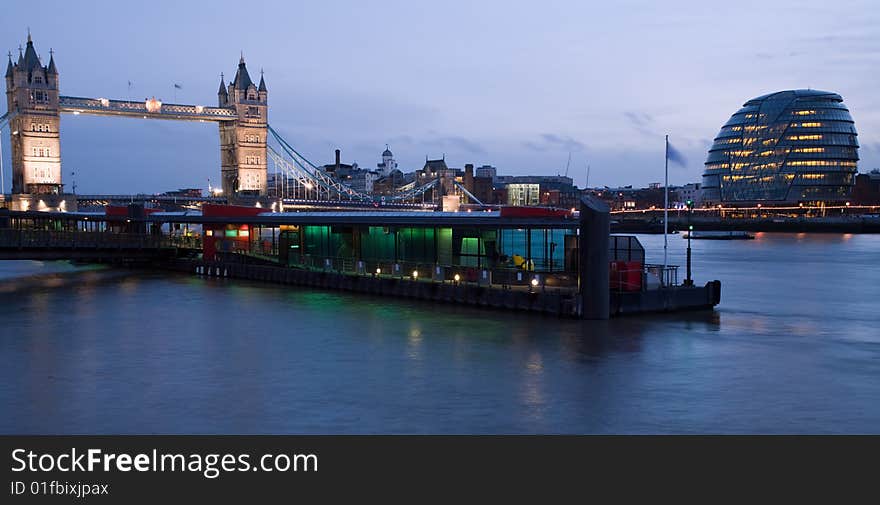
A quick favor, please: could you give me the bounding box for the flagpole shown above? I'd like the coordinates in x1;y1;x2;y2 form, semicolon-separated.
664;134;669;284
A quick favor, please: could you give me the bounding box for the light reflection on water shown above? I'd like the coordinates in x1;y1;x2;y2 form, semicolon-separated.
0;232;878;434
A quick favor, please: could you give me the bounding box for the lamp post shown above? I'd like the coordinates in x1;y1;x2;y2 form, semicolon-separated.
685;199;694;286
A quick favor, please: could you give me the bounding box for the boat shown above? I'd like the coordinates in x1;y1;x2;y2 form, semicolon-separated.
682;230;754;240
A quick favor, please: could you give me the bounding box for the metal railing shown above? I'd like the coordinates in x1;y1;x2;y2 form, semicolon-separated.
645;263;679;287
0;229;201;250
277;254;579;290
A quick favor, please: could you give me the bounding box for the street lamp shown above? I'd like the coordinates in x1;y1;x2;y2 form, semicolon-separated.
684;199;694;286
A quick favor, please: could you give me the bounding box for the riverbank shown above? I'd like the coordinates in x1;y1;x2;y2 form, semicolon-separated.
612;214;880;234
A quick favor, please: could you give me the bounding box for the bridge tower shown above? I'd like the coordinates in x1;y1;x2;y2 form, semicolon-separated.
218;56;267;198
5;33;63;201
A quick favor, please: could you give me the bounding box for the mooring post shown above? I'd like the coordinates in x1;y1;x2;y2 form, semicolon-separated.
579;195;610;319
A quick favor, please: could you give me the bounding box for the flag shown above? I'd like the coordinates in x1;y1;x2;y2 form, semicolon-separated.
666;140;687;167
173;83;182;89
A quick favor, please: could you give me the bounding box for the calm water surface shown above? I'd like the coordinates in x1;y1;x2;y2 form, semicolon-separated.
1;233;878;433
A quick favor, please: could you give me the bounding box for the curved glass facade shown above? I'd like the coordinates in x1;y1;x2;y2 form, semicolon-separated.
702;90;859;205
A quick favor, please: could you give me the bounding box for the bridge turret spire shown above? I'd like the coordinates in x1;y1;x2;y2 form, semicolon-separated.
258;69;267;93
5;52;12;79
47;48;57;75
233;55;253;91
217;72;228;105
22;33;41;72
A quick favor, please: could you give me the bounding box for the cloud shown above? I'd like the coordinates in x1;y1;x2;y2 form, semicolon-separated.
624;111;657;137
422;135;486;155
522;133;585;152
624;111;653;127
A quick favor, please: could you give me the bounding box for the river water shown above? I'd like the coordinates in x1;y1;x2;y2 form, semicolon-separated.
1;232;878;433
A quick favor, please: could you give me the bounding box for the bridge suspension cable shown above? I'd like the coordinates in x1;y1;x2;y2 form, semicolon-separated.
267;124;440;204
0;112;11;195
0;111;12;130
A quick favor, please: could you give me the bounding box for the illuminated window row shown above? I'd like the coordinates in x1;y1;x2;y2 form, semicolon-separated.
704;163;729;170
790;122;822;128
721;173;795;183
787;135;823;141
786;160;857;167
791;147;825;153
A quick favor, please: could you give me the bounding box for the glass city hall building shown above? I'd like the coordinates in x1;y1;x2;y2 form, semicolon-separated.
702;89;859;205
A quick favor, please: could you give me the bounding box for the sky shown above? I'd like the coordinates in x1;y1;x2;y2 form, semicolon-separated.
1;0;878;194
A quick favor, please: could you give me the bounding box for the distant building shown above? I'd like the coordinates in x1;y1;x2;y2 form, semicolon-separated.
322;149;358;178
348;170;378;194
496;175;576;207
373;169;406;195
703;89;859;206
593;186;665;211
472;174;495;204
675;183;702;207
507;183;540;206
852;170;880;205
475;165;497;181
376;146;398;177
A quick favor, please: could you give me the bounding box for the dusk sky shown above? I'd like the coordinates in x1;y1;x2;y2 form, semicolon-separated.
2;0;878;193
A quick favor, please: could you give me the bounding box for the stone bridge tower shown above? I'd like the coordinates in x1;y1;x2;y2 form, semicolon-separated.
5;33;63;197
218;56;268;198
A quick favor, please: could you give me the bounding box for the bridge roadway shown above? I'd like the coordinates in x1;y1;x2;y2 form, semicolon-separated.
71;195;438;211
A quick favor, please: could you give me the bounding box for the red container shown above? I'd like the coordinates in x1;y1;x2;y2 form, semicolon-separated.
609;261;625;290
623;261;643;291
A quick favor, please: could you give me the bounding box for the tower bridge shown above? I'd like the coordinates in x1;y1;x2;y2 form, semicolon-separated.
3;32;271;210
2;32;445;213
